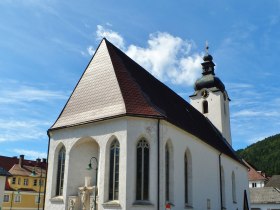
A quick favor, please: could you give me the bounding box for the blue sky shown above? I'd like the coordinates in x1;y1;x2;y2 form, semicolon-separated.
1;0;280;160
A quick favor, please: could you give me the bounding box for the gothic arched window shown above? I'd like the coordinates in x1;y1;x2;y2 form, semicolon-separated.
232;171;236;203
184;153;189;204
56;146;66;196
165;144;170;202
184;150;192;206
203;100;208;114
136;139;149;201
109;140;120;201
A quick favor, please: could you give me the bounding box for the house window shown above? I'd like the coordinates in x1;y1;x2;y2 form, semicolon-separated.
35;195;41;204
14;194;21;203
109;139;120;201
18;177;21;185
12;177;16;184
232;172;236;203
3;194;9;202
33;179;38;186
252;182;257;188
136;139;149;201
203;100;208;114
56;146;66;196
165;144;170;201
23;179;28;186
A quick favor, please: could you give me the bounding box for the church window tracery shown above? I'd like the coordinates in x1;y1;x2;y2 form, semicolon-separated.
56;146;66;196
109;139;120;201
136;139;149;201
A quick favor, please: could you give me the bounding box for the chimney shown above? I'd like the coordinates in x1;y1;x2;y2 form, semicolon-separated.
42;158;47;164
19;155;24;168
36;158;41;164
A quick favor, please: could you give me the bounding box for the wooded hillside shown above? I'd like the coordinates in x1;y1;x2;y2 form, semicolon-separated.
236;133;280;176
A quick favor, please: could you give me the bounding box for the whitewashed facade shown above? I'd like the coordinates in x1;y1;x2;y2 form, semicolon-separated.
45;39;249;210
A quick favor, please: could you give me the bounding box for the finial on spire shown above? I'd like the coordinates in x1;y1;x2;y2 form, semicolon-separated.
205;40;209;55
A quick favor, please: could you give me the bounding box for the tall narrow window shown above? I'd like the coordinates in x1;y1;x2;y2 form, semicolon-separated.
221;167;226;209
109;140;120;201
56;146;66;196
232;172;236;203
203;100;208;114
136;139;149;201
165;145;170;201
184;153;188;204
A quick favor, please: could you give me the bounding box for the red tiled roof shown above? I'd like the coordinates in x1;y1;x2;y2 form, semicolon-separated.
0;155;47;172
243;159;267;181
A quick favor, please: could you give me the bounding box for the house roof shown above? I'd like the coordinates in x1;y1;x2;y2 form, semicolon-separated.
250;187;280;204
0;155;47;172
9;164;46;177
265;175;280;189
50;38;241;163
242;159;267;181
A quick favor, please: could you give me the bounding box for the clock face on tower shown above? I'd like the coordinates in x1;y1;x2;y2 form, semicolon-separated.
201;89;209;98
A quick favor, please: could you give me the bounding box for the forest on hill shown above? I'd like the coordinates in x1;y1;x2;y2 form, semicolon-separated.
236;133;280;176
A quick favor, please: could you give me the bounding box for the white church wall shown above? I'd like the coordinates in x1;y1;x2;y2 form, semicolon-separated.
221;154;250;210
161;121;221;210
45;116;249;210
45;118;127;210
126;117;158;210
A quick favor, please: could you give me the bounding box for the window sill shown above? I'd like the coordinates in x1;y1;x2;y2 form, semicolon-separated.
185;204;193;209
102;200;121;208
133;200;153;206
50;196;64;203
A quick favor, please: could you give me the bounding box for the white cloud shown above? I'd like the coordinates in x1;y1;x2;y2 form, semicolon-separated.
87;46;95;56
96;25;125;50
13;149;47;159
0;85;67;104
92;26;202;86
0;119;48;142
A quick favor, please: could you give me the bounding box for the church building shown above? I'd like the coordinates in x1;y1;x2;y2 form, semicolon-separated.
45;38;249;210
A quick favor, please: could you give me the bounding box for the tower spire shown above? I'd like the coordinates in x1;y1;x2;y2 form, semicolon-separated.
205;40;209;55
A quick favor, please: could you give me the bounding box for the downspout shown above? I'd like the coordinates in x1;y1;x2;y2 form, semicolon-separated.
43;131;51;210
157;119;160;210
219;153;223;210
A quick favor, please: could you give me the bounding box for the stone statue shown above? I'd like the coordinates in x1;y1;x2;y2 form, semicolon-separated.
68;199;75;210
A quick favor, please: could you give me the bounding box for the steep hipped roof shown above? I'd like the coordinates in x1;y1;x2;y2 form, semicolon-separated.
50;39;240;162
242;159;267;181
250;187;280;204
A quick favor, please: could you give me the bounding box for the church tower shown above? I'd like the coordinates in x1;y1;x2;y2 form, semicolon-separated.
190;46;232;145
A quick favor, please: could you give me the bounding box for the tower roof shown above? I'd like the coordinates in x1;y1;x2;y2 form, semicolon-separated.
50;39;240;163
194;47;225;92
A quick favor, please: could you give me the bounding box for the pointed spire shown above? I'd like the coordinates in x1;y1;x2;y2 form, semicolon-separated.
205;41;209;55
201;41;215;75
